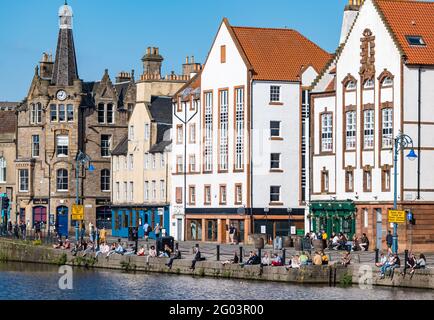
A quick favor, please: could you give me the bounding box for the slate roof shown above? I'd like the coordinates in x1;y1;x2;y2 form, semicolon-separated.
0;102;18;111
231;25;331;81
51;28;79;86
111;135;128;156
0;110;17;134
81;81;133;108
149;140;171;153
148;96;173;124
375;0;434;65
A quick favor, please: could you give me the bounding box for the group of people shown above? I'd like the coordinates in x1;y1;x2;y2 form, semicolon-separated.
376;251;426;279
1;220;40;240
328;232;369;252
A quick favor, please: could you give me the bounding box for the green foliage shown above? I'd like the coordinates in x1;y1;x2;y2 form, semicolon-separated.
176;268;181;275
72;256;97;268
222;270;232;279
54;253;68;266
198;268;205;277
32;240;42;246
120;261;137;272
0;252;8;262
339;273;353;288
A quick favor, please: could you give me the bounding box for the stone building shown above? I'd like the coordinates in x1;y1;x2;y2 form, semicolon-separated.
0;102;18;220
15;3;135;235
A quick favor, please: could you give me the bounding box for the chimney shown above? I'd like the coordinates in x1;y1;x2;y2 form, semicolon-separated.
340;0;363;45
182;54;202;77
142;46;164;77
39;52;54;79
116;71;132;83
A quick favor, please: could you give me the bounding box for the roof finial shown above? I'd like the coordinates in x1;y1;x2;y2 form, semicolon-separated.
65;0;68;5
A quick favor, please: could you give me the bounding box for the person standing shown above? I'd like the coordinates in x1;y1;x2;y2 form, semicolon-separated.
80;221;86;242
99;227;107;244
20;221;26;240
229;224;236;245
154;223;161;239
386;230;393;254
321;230;328;250
143;221;150;241
34;221;41;240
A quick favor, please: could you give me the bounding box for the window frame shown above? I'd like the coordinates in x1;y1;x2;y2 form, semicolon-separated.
31;135;40;158
101;169;111;192
19;169;29;192
270;86;281;103
56;169;69;192
56;135;69;157
320;112;333;153
0;157;7;183
270;185;281;203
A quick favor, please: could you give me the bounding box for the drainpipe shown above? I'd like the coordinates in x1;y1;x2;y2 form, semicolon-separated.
417;66;422;200
249;75;254;235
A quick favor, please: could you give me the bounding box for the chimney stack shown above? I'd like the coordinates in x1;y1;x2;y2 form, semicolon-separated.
116;71;132;83
39;52;54;79
182;54;202;77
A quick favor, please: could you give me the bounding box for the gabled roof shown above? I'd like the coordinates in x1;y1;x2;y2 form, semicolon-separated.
374;0;434;65
111;135;128;156
230;25;332;81
148;96;172;124
0;110;17;134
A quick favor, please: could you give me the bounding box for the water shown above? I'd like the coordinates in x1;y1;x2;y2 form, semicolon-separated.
0;262;432;300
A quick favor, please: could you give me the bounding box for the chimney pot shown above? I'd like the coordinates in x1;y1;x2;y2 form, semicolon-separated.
147;47;151;55
186;56;189;64
191;56;195;64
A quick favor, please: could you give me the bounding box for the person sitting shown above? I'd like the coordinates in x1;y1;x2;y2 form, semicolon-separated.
341;251;352;267
82;242;95;257
61;239;71;250
147;245;157;264
313;251;322;266
331;234;340;250
359;233;369;251
222;251;239;266
299;252;309;266
95;242;110;258
375;253;388;268
115;242;125;255
159;244;172;258
137;246;146;256
190;245;202;270
53;237;63;249
286;255;300;270
106;243;117;258
338;233;348;251
124;244;137;256
321;251;329;265
261;252;271;266
380;254;400;279
351;234;360;251
271;254;283;267
410;253;426;277
166;246;182;269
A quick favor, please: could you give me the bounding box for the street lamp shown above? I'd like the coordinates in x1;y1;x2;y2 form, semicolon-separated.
392;132;417;254
75;151;94;241
287;208;293;236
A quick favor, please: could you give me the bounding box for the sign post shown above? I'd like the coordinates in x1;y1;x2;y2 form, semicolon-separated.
72;204;84;221
388;210;406;224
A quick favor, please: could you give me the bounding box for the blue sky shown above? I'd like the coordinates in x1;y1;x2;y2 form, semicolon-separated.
0;0;348;101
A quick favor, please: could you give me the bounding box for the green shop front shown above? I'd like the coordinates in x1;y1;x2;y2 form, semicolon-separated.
309;201;356;238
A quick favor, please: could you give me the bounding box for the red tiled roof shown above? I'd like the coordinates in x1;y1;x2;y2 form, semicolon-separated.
231;26;331;81
0;111;17;134
375;0;434;65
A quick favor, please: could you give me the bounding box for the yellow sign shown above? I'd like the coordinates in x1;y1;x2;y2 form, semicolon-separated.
72;204;84;221
388;210;406;223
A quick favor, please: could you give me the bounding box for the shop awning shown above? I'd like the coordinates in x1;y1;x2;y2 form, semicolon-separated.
309;201;356;217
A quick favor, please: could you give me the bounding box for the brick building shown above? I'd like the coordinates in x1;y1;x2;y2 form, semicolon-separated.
15;3;135;235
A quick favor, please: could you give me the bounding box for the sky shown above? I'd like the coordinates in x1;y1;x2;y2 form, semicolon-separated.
0;0;348;101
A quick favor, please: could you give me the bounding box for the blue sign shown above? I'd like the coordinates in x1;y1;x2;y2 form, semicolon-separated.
407;212;413;221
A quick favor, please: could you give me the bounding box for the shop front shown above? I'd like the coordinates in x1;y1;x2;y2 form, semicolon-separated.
309;201;356;239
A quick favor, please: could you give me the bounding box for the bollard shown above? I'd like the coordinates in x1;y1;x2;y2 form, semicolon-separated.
282;248;286;265
404;249;409;273
175;242;179;250
375;249;379;263
239;246;243;263
216;245;220;261
258;248;262;261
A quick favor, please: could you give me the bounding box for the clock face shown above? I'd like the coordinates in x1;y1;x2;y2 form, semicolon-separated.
57;90;67;101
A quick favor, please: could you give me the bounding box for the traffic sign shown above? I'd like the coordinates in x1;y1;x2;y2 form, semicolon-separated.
388;210;406;223
72;204;84;221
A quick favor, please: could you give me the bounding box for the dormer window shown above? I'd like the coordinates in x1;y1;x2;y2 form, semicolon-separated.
364;79;374;89
346;81;356;90
406;35;426;46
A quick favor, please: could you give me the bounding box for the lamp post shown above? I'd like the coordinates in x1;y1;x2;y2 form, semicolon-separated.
75;151;95;241
392;132;417;254
287;208;292;236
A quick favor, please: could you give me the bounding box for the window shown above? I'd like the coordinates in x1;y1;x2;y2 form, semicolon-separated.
189;186;196;205
19;169;29;192
321;113;333;152
129;182;134;201
270;186;281;203
176;187;183;204
67;104;74;122
0;157;6;183
101;135;111;157
144;181;149;201
160;153;165;168
32;135;40;158
144;123;150;141
321;169;329;193
204;92;213;172
123;156;127;169
101;169;110;192
219;185;227;205
189;154;196;172
219;90;228;171
107;104;114;124
115;182;120;201
382;108;393;148
189;124;196;144
382;168;391;192
56;135;69;157
152;181;156;200
364;110;374;149
363;79;374;89
144;153;149;170
56;169;68;192
270;121;281;138
346;169;354;192
346;111;356;150
270;86;281;102
346;81;356;90
176;156;183;173
364;209;369;228
270;153;281;170
235;184;242;205
58;104;66;122
406;35;426;46
128;103;134;114
128;154;134;170
235;87;244;170
30;103;42;124
123;182;128;201
382;77;393;87
204;186;211;205
364;169;372;192
152;154;156;169
220;45;226;63
177;125;183;144
50;104;57;122
129;125;134;140
160;180;165;200
98;104;105;123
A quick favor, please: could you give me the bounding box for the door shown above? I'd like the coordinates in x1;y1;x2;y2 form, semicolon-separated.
33;206;47;227
206;220;218;242
177;219;182;241
376;209;382;249
56;206;69;237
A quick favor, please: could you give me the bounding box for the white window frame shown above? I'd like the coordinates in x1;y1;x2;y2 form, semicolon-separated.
116;182;120;201
270;121;281;138
144;123;150;141
129;182;134;201
129;125;134;140
32;135;40;158
144;181;149;201
204;92;213;172
144;153;149;170
19;169;29;192
270;86;281;102
160;180;165;200
235;87;244;170
346;111;356;150
382;108;393;148
0;157;6;183
219;90;229;171
270;153;281;170
160;153;165;168
101;135;112;157
364;110;375;149
321;113;333;152
56;169;69;192
56;135;69;157
152;180;156;200
123;182;128;201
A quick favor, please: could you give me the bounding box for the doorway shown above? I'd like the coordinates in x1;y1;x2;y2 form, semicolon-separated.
376;208;382;249
32;206;47;228
56;206;69;237
206;219;218;242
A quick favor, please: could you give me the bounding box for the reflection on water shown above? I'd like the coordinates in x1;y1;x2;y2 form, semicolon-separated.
0;262;433;300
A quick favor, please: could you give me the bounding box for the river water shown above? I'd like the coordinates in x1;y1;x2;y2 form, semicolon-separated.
0;262;432;300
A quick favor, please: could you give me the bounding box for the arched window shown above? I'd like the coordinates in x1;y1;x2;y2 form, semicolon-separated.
101;169;110;192
346;81;356;90
363;79;374;89
0;157;6;183
382;76;393;87
56;169;68;191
